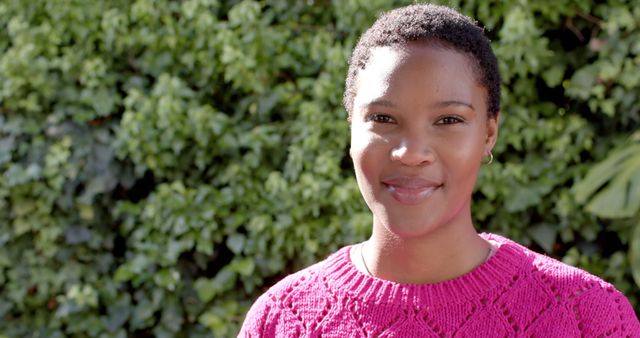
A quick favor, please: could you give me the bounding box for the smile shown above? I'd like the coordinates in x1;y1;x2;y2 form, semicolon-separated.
382;177;442;205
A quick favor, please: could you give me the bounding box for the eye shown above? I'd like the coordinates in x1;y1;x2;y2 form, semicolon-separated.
436;116;464;125
366;113;396;124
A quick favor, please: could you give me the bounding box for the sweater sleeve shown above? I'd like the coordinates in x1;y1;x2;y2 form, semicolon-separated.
610;290;640;336
574;283;640;336
237;293;273;338
238;292;305;338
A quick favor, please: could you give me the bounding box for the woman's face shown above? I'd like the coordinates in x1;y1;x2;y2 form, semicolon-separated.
350;42;498;238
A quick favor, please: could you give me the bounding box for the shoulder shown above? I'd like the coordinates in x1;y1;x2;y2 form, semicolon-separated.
533;252;639;335
487;233;620;291
238;247;350;337
486;233;640;335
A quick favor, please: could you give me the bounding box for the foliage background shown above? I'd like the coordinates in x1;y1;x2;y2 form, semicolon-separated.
0;0;638;336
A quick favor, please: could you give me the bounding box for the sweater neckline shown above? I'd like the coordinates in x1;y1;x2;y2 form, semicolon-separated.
320;233;530;307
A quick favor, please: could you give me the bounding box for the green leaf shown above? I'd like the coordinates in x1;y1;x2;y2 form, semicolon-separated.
586;161;640;217
226;233;245;254
572;144;639;204
630;222;640;288
104;295;131;332
229;257;254;276
194;278;217;303
577;144;640;217
542;64;565;87
113;264;133;283
153;269;180;291
527;223;557;253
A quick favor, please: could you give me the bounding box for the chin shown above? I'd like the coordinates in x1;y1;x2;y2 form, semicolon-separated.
376;212;444;239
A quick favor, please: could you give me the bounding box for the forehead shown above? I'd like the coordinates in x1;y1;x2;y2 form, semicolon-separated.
355;46;406;97
354;43;481;109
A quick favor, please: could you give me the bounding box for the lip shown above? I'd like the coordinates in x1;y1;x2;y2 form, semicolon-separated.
382;176;442;205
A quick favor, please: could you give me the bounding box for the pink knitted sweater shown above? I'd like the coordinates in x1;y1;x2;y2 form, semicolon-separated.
239;233;640;337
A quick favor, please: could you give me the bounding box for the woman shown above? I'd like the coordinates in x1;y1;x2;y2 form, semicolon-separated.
239;4;639;337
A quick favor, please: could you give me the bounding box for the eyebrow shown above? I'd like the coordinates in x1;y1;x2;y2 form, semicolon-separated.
362;99;475;110
432;100;475;110
362;99;397;108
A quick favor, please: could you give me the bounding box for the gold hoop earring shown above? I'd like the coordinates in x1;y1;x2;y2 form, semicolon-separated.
482;152;494;165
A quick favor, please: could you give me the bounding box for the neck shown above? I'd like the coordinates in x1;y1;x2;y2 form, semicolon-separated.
362;211;490;284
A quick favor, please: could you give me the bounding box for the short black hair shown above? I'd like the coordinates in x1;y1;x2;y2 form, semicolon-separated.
344;4;501;118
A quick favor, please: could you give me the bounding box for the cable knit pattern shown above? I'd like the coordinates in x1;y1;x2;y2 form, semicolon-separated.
239;233;640;337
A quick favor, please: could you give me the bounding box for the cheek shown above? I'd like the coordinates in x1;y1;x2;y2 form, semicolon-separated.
350;131;388;180
438;132;485;184
447;125;486;154
448;138;483;163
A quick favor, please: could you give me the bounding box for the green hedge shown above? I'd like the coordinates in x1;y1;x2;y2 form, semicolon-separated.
1;0;638;336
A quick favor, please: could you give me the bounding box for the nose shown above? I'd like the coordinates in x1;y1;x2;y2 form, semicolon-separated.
390;134;436;166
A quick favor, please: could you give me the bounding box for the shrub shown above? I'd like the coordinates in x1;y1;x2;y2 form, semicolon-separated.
1;0;638;336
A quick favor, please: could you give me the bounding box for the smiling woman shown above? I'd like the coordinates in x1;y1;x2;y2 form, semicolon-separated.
239;4;640;337
350;44;494;245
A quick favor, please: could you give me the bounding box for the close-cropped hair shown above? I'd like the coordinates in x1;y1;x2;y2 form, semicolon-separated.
343;3;501;118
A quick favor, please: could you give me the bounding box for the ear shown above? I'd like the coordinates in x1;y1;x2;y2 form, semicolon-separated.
485;112;500;153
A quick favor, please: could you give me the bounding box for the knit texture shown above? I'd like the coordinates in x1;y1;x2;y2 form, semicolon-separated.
239;233;640;337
